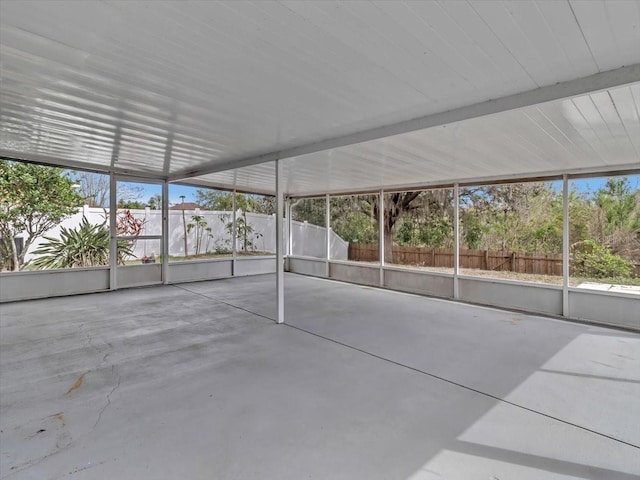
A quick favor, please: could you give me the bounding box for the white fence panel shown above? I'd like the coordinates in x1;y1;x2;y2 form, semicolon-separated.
20;207;348;264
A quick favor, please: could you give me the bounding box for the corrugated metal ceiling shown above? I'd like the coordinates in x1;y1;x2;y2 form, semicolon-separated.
1;0;639;194
192;82;640;196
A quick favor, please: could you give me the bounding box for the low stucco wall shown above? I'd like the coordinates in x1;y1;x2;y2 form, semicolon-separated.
287;257;636;331
0;268;110;302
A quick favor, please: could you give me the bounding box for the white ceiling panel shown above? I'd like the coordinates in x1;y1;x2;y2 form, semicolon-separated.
1;0;639;191
191;83;640;196
569;0;640;71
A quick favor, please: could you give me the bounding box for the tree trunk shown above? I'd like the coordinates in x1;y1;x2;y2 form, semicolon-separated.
243;212;248;252
182;210;188;257
11;236;20;272
384;227;394;264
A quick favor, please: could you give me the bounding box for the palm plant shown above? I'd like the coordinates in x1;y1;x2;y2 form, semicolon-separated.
186;214;214;255
31;217;134;269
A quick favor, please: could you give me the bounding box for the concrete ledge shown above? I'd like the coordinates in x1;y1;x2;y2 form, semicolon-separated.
235;256;276;276
569;289;639;330
459;277;563;316
117;263;162;288
169;260;232;283
458;274;563;290
384;268;454;298
330;262;379;287
0;268;109;302
383;265;453;278
288;255;326;263
289;257;327;277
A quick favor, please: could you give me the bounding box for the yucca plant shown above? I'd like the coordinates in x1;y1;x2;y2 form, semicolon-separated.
31;217;134;269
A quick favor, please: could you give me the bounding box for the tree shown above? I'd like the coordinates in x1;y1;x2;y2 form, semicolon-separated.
177;195;189;256
329;196;378;246
71;171;144;208
196;190;275;214
393;189;455;249
187;215;213;255
328;192;421;263
148;194;162;210
326;192;447;263
117;199;147;209
221;213;262;253
196;190;234;210
72;171;110;207
0;160;81;271
369;192;421;262
459;183;563;253
292;198;326;226
590;178;640;259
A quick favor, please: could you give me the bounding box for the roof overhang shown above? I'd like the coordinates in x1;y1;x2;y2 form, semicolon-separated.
1;1;639;195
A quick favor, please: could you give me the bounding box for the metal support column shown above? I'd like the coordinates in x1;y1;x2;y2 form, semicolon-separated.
276;160;285;324
286;198;292;270
379;189;384;287
325;193;331;278
562;174;569;317
162;180;169;285
231;189;237;276
109;173;117;290
453;183;460;299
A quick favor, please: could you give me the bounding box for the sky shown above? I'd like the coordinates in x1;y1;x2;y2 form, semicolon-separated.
131;183;201;206
160;175;639;203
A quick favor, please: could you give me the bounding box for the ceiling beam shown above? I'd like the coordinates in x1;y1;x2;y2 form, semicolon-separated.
286;164;640;199
169;63;640;182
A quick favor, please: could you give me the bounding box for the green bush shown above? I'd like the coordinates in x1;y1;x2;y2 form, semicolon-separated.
571;240;634;279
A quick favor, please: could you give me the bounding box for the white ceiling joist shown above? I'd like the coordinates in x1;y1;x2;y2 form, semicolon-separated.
169;63;640;182
287;163;640;199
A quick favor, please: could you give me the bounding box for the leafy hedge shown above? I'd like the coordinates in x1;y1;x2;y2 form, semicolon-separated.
571;240;634;279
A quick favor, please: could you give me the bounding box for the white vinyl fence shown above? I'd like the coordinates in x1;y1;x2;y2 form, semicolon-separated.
21;206;348;264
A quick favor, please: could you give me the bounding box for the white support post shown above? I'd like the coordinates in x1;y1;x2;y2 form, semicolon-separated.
562;174;569;317
109;173;117;290
276;160;285;324
379;189;384;287
232;189;237;276
286;198;292;262
453;183;460;299
161;180;169;285
325;193;331;278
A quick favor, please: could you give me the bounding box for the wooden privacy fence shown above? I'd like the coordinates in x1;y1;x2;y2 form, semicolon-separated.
348;243;563;276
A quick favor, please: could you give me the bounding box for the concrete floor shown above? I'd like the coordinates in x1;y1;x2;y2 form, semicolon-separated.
1;273;638;480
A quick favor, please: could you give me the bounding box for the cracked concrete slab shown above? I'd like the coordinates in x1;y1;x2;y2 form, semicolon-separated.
1;273;638;479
